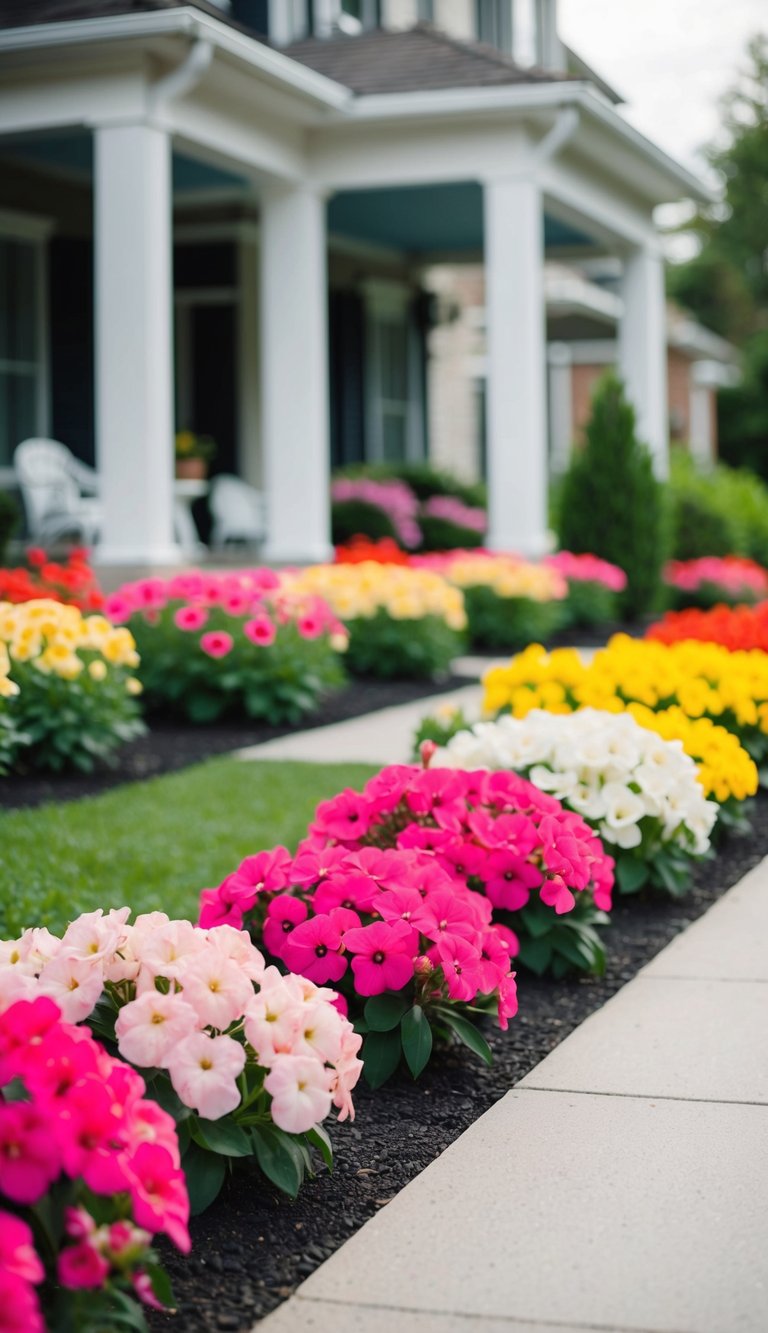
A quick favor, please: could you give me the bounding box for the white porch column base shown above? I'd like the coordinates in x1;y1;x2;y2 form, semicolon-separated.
93;123;180;566
618;244;669;478
260;182;332;565
484;175;549;556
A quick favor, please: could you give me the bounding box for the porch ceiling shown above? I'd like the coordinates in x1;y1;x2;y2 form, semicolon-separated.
0;129;249;195
327;182;595;258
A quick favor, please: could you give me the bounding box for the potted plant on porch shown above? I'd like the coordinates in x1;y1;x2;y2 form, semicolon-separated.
175;429;217;480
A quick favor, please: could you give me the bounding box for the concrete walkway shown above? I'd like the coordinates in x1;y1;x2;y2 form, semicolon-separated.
258;859;768;1333
236;684;483;765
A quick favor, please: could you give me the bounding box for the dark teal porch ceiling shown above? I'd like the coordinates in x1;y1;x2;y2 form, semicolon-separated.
328;182;594;255
0;130;248;193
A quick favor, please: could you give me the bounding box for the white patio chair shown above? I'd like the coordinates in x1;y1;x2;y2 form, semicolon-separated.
209;474;267;549
14;438;102;546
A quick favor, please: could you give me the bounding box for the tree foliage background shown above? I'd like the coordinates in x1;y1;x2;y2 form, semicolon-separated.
667;34;768;475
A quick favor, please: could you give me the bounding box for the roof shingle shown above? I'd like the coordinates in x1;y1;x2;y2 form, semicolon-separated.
284;24;571;96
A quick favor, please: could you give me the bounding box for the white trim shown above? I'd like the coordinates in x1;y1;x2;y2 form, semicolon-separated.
0;14;710;205
545;271;623;322
0;10;351;111
0;225;51;452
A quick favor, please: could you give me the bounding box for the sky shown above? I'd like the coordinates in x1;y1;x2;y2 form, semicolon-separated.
558;0;766;175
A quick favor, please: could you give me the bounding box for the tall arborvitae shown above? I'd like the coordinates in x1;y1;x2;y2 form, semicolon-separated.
556;372;666;618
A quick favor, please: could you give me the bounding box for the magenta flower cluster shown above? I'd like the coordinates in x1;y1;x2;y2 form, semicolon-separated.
331;478;423;549
308;765;615;919
0;995;189;1330
663;556;768;599
200;843;519;1033
421;495;487;533
544;551;628;593
103;569;346;657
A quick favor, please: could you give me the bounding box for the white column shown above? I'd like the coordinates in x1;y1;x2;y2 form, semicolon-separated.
483;174;549;555
94;123;180;565
547;341;573;475
260;182;332;563
618;244;669;478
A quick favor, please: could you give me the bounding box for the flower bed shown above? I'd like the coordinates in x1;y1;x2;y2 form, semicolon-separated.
331;478;422;549
0;549;104;613
543;551;627;628
0;994;189;1330
104;571;347;723
303;764;615;978
413;552;568;651
431;710;718;898
283;563;467;679
0;910;360;1220
200;841;518;1085
0;600;143;774
647;601;768;653
483;637;768;765
663;556;768;608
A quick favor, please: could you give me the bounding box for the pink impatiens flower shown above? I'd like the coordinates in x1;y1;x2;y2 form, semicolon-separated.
127;1142;191;1254
199;630;234;659
0;1103;61;1204
57;1242;110;1290
166;1032;246;1120
282;914;348;986
343;920;414;996
436;936;482;1003
173;604;209;632
0;1212;44;1285
243;615;277;647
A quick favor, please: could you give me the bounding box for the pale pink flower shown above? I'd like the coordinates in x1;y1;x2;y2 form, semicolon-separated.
244;981;303;1067
166;1032;245;1120
115;991;198;1068
0;969;37;1009
37;954;105;1023
264;1054;333;1134
330;1027;364;1123
292;997;344;1066
176;947;254;1031
203;925;265;982
137;919;206;984
60;907;131;964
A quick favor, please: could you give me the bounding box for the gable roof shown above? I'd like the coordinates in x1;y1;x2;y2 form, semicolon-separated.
284;24;573;96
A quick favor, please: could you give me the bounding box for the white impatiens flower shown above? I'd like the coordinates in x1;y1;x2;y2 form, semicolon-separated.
432;707;718;862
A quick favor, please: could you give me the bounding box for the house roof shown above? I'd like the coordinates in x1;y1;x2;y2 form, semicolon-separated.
0;0;250;32
284;25;573;96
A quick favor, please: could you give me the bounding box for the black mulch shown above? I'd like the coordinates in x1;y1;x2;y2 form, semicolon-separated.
0;675;471;811
148;794;768;1332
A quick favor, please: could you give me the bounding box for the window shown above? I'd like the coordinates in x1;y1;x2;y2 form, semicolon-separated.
312;0;380;36
363;282;425;465
476;0;512;53
0;222;50;474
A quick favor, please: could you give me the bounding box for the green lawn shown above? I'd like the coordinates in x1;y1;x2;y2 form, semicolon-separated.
0;758;379;937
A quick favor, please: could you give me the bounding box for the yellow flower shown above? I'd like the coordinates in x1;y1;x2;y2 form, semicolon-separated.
88;660;108;682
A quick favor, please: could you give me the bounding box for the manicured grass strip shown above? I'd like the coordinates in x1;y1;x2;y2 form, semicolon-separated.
0;759;379;936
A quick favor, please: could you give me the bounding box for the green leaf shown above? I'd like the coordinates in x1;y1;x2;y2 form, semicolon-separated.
194;1117;253;1158
516;936;553;976
306;1124;334;1172
364;992;409;1032
615;855;650;895
438;1010;493;1067
144;1262;175;1311
400;1005;433;1079
362;1028;403;1089
182;1143;227;1215
251;1125;304;1198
